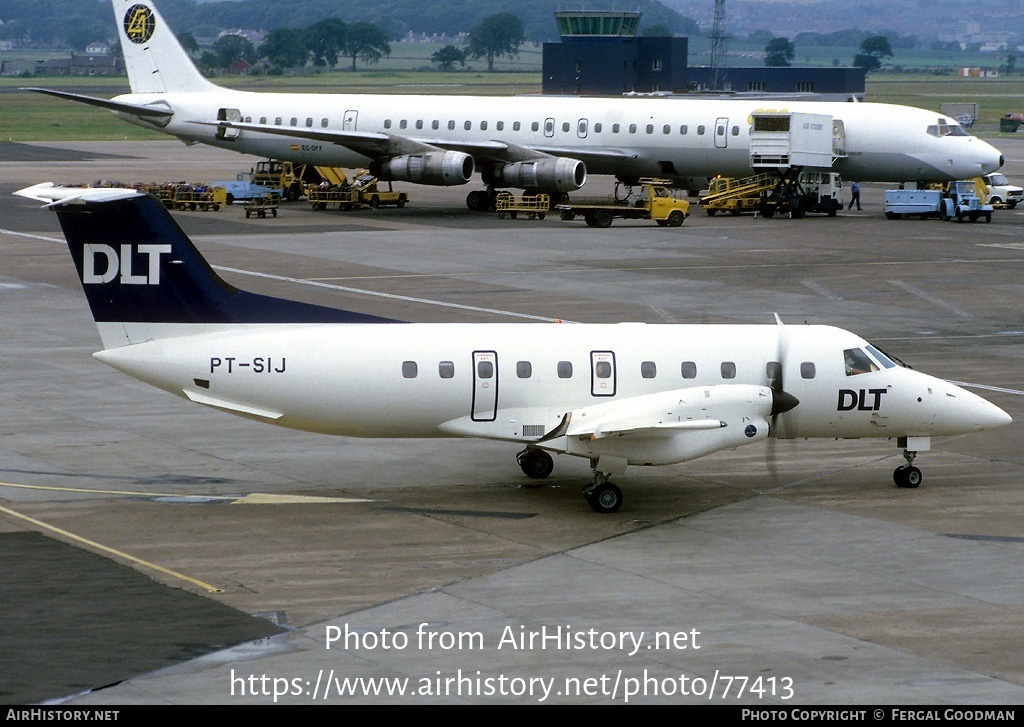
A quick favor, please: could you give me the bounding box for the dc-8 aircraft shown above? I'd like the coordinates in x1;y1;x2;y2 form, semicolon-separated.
16;183;1012;512
28;0;1003;208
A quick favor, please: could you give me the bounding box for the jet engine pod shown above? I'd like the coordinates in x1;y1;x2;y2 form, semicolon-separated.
375;151;474;186
489;157;586;192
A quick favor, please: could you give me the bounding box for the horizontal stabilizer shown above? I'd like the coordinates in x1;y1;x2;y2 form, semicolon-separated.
23;88;173;119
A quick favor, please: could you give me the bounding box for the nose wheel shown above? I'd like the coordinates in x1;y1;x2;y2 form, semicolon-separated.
893;449;922;489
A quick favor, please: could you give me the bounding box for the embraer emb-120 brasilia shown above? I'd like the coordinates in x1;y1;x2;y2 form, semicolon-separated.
28;0;1004;208
16;183;1012;513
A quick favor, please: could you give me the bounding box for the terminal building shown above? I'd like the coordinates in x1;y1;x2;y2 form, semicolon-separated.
542;10;865;101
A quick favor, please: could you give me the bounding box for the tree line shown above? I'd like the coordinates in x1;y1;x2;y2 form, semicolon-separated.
191;12;527;73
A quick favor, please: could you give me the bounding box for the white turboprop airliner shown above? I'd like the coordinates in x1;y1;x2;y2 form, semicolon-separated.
15;183;1012;512
28;0;1004;208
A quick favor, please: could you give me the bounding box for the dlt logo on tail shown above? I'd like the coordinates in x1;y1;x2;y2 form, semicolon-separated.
83;244;171;285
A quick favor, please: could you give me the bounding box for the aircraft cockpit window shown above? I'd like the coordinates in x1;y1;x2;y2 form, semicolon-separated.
865;344;898;369
402;361;418;379
843;348;879;376
927;118;968;137
439;361;454;379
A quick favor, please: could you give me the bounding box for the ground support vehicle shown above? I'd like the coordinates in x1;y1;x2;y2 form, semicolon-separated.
213;172;283;205
351;171;408;208
753;170;844;218
884;181;992;222
308;186;361;211
170;184;226;211
252;161;348;201
495;192;550;219
699;173;776;216
556;180;690;228
978;173;1022;209
244;192;281;218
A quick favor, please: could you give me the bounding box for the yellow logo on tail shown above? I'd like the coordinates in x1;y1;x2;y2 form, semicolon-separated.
124;4;155;44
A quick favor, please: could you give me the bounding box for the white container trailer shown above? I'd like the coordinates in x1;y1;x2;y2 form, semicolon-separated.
750;113;836;169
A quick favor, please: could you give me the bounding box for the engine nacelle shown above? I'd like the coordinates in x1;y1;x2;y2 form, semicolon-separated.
488;157;586;192
374;151;474;186
560;385;777;466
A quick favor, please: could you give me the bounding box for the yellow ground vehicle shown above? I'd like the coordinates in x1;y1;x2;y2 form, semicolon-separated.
244;192;281;218
495;192;550;219
556;179;689;227
699;172;843;218
252;161;348;201
351;171;408;208
170;184;227;211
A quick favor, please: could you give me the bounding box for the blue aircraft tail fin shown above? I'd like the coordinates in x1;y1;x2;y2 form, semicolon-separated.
16;184;396;345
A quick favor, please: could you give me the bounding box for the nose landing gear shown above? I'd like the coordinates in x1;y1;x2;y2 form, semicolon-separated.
893;449;922;488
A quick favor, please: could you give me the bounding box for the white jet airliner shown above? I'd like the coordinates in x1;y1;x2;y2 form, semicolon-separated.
15;183;1012;512
28;0;1004;208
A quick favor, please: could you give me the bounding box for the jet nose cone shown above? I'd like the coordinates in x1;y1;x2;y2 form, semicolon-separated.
962;390;1012;431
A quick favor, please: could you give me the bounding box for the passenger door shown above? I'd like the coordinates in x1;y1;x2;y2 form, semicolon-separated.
471;351;498;421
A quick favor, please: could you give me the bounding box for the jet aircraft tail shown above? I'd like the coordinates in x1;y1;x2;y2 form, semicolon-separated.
15;184;396;349
112;0;220;95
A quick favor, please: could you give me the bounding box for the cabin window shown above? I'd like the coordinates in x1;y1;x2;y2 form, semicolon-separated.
432;120;439;130
439;361;455;379
290;117;297;126
629;124;637;134
274;117;282;125
402;361;418;379
641;361;657;379
517;361;532;378
321;118;329;128
594;122;602;133
384;119;392;129
531;121;540;132
697;125;706;135
731;125;740;136
717;124;725;136
766;361;782;383
259;117;267;124
477;360;494;378
480;121;488;130
497;121;504;131
244;116;252;123
612;123;620;133
663;124;671;135
681;361;697;378
415;120;423;129
680;125;688;135
513;121;521;131
464;121;472;130
646;124;654;134
448;120;456;130
400;119;408;129
721;362;736;379
545;119;555;134
562;122;570;132
800;362;816;379
557;361;573;379
306;117;313;128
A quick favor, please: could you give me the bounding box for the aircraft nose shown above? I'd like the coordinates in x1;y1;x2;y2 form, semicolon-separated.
957;386;1012;431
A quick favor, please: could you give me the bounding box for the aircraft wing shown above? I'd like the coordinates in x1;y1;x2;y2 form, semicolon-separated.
193;120;466;159
23;88;174;119
197;120;632;167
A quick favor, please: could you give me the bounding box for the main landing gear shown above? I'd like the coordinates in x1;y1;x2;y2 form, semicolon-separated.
893;449;923;489
515;449;624;513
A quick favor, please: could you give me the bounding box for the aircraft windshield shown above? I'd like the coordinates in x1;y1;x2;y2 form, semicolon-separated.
927;118;970;138
843;347;879;376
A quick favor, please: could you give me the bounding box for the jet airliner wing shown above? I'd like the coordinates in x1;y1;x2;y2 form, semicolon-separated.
23;88;174;119
197;120;632;166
